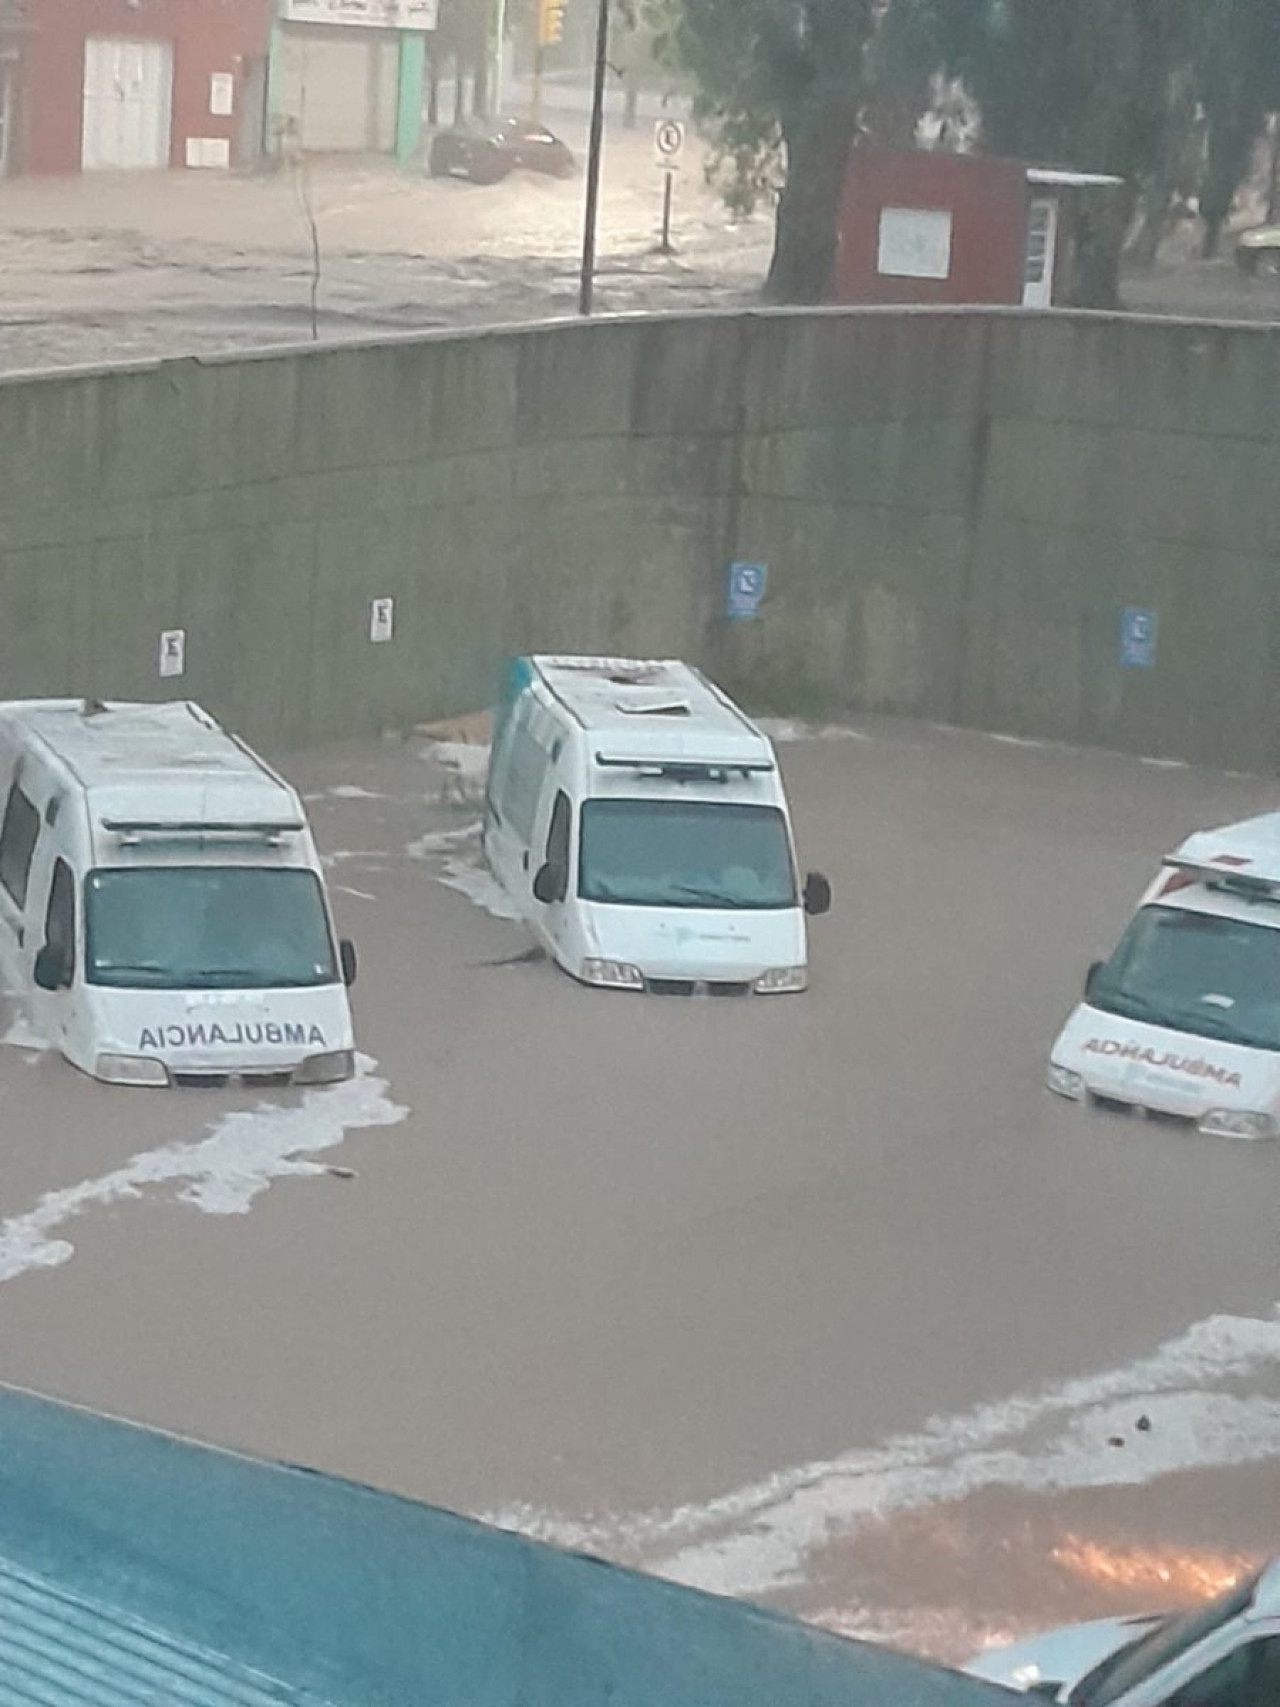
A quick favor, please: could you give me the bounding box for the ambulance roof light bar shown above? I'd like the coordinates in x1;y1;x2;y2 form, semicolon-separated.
102;819;303;845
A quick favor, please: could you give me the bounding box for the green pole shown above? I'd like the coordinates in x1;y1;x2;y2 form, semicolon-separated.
395;30;426;165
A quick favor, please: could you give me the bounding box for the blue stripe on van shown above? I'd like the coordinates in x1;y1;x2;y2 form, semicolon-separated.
492;656;533;749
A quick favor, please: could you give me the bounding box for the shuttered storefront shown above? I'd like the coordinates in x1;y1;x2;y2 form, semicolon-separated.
274;24;398;153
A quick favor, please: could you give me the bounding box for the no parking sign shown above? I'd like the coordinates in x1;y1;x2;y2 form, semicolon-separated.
1120;606;1157;669
726;561;768;620
654;118;686;171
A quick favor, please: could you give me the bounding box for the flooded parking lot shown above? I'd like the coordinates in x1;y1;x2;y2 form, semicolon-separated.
1;714;1277;1658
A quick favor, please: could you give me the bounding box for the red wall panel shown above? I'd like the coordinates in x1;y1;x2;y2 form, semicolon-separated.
829;150;1028;307
25;0;269;174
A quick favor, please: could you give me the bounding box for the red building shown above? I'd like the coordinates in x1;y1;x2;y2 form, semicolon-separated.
17;0;270;175
828;149;1121;310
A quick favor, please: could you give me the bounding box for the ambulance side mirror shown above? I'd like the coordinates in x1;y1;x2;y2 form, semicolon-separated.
339;939;358;988
803;872;832;917
1085;960;1103;999
34;943;71;991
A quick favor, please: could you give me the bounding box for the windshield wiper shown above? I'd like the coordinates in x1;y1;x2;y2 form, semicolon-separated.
191;968;327;988
93;962;175;983
666;883;746;907
1095;986;1265;1047
1091;987;1189;1029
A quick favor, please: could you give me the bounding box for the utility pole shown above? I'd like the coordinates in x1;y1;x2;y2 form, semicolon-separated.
578;0;609;316
491;0;507;118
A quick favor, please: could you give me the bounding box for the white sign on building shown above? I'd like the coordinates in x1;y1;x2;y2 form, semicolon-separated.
280;0;440;28
876;206;953;280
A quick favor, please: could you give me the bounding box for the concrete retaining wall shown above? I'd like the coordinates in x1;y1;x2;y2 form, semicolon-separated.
1;309;1277;767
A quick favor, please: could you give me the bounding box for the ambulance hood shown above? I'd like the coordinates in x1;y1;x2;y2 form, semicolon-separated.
1052;1002;1280;1116
581;900;806;982
87;983;353;1069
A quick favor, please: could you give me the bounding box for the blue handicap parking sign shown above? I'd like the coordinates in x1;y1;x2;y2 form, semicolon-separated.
1120;607;1158;669
726;562;768;620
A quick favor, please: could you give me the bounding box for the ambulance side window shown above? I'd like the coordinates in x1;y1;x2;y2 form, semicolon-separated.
546;791;571;874
44;860;76;980
504;724;552;844
0;784;40;908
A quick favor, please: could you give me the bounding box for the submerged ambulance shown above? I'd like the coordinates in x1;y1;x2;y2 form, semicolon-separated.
0;699;357;1087
1049;812;1280;1137
482;656;831;994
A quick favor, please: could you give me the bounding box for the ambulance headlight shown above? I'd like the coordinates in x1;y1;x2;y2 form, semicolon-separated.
754;966;808;994
95;1053;170;1088
293;1049;356;1086
1047;1062;1086;1100
581;959;644;990
1200;1108;1277;1140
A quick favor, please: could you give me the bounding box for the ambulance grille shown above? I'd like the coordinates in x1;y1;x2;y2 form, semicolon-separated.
172;1070;295;1089
645;979;752;998
1090;1093;1196;1129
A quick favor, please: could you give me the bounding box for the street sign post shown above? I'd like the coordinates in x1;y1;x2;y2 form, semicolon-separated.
653;119;685;255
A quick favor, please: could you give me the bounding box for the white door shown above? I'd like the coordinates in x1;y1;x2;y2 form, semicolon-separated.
1022;197;1059;307
82;37;173;170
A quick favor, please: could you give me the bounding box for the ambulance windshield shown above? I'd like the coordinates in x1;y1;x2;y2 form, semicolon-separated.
85;867;338;990
1089;903;1280;1052
578;800;795;909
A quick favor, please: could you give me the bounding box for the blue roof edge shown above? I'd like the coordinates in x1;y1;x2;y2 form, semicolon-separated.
0;1382;1010;1707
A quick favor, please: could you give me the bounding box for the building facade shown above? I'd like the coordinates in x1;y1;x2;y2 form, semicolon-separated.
269;0;439;162
18;0;271;175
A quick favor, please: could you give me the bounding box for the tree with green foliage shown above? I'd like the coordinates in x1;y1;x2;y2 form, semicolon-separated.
889;0;1196;304
658;0;1280;305
646;0;878;302
1192;0;1280;255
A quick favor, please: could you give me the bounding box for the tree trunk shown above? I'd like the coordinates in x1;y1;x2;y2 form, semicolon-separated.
1128;182;1170;268
764;99;859;304
1200;105;1266;262
427;49;440;128
453;58;467;126
1070;182;1136;309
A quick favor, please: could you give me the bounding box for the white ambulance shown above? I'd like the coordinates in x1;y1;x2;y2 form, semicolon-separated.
0;699;357;1087
482;656;831;994
1049;812;1280;1137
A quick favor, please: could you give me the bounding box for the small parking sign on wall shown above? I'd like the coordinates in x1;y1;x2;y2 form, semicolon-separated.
158;629;186;679
369;598;395;644
726;562;768;620
1120;607;1158;669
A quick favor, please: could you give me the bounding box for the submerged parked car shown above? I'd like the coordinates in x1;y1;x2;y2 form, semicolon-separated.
1235;222;1280;274
968;1555;1280;1704
428;119;575;185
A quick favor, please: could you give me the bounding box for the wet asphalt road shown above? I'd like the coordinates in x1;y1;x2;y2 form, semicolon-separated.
1;715;1277;1654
